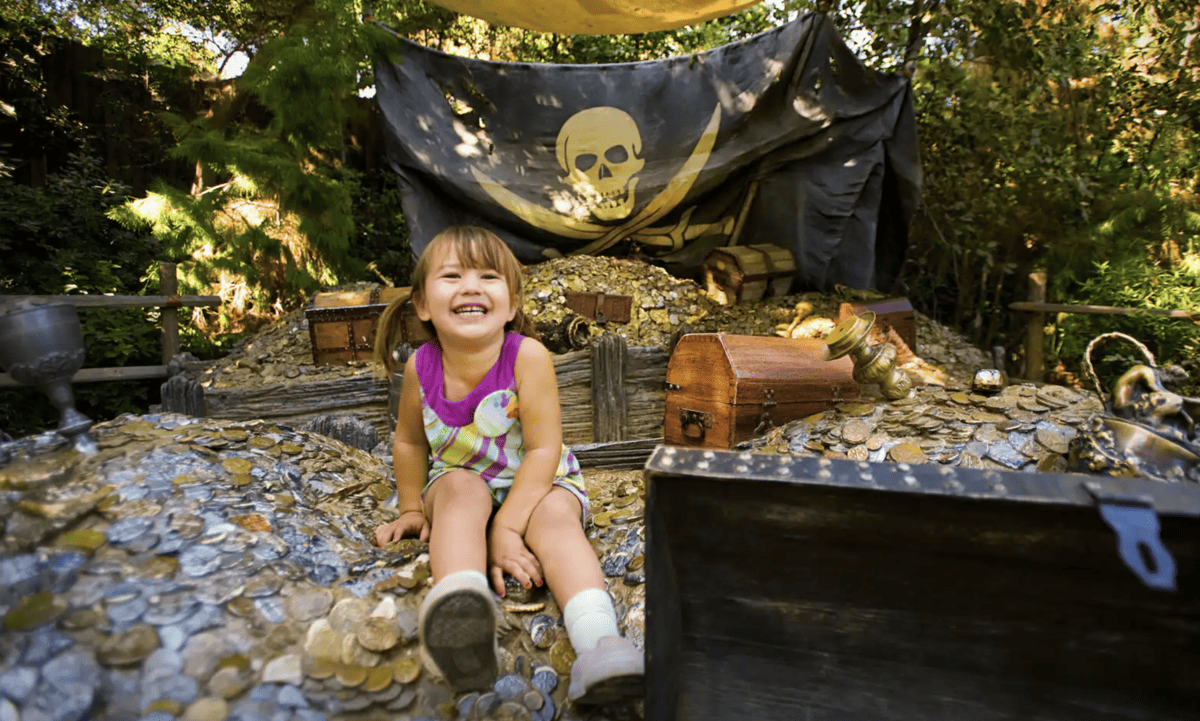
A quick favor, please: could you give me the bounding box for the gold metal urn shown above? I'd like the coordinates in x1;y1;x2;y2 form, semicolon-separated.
824;310;912;401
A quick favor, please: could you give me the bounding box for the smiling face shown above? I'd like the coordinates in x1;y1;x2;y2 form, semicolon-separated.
413;245;517;346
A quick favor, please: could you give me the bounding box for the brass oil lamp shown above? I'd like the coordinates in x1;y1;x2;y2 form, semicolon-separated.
824;310;912;401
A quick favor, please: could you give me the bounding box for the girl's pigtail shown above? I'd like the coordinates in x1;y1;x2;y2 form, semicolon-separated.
510;307;541;342
372;289;414;376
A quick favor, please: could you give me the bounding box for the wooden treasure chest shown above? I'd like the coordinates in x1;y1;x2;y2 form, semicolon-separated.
703;244;795;305
841;296;917;352
664;334;859;449
306;287;430;365
645;447;1200;721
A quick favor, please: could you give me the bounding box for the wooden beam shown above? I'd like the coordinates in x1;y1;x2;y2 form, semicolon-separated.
0;365;168;388
1024;271;1046;382
160;262;180;366
591;333;628;443
1010;301;1200;320
0;295;221;309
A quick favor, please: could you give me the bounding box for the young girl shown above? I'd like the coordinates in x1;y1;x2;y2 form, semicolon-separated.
372;225;643;704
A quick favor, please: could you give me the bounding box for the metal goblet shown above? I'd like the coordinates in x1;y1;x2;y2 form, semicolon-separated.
0;300;96;453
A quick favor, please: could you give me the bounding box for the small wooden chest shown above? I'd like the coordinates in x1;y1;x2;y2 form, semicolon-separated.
306;287;430;365
664;334;859;448
645;447;1200;721
703;244;795;305
841;297;916;352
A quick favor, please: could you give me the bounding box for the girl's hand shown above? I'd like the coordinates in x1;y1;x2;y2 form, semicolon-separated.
487;526;543;596
375;510;429;547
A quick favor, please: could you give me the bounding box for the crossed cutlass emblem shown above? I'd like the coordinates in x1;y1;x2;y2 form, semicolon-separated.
470;105;733;255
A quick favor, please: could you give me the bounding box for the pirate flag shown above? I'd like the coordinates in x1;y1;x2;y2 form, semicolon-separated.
374;12;921;291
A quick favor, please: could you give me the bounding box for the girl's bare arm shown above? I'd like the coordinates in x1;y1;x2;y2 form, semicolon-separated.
393;353;431;516
491;337;562;537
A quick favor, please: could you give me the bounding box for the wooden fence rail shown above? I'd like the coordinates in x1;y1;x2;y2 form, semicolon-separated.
0;262;221;388
1012;270;1198;382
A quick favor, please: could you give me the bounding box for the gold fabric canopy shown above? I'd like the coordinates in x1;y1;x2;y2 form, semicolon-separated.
426;0;765;35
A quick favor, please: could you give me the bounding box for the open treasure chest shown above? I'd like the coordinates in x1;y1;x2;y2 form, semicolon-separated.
644;446;1200;721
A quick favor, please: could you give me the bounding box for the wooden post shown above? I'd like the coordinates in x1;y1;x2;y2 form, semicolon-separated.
161;262;180;368
591;333;628;443
1025;271;1047;382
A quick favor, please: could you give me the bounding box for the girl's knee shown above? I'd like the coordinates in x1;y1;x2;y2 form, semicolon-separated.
529;488;583;529
427;470;492;512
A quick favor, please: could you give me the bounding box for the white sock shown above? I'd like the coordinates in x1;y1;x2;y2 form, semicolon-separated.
437;569;490;593
562;587;620;652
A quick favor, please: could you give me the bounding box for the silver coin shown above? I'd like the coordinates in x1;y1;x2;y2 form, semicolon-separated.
106;517;153;545
179;545;222;577
243;569;283;599
106;596;150;627
142;595;201;626
254;597;286;624
179;603;223;635
154;531;187;555
985;441;1029;470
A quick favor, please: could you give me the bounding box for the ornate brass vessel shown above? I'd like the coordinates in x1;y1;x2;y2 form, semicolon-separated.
1068;332;1200;482
0;300;96;453
824;310;912;401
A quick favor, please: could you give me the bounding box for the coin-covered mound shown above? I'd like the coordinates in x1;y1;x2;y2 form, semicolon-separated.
0;414;647;721
199;256;994;393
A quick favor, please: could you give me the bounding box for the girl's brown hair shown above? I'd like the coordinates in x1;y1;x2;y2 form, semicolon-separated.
372;226;539;374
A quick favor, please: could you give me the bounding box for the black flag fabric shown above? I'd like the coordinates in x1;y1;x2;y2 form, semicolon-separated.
373;12;921;291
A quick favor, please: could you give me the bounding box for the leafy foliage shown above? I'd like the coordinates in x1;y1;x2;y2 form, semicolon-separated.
0;151;163;435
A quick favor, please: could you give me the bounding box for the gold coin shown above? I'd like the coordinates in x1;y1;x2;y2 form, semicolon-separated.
306;658;338;679
335;664;368;687
249;436;277;449
220;430;250;442
363;666;394;692
950;392;971;405
281;443;304;454
356;616;401;652
865;435;885;451
847;445;870;461
841;420;872;444
550;639;577;675
838;403;874;417
221;458;253;475
888;443;927;464
391;656;421;684
58;529;106;553
1036;429;1070;455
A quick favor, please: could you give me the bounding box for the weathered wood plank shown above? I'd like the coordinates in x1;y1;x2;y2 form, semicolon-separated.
0;365;168;388
0;294;222;309
160;373;206;417
592;334;628;443
569;438;660;469
203;375;391;432
196;343;669;444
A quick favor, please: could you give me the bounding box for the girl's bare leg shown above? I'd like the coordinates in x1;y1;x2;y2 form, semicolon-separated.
526;487;643;704
424;469;493;582
524;487;604;605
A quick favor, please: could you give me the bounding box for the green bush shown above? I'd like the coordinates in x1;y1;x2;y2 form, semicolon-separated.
1051;254;1200;397
0;151;164;436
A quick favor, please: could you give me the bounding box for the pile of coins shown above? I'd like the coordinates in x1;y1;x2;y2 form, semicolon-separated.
756;381;1100;472
0;414;648;721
